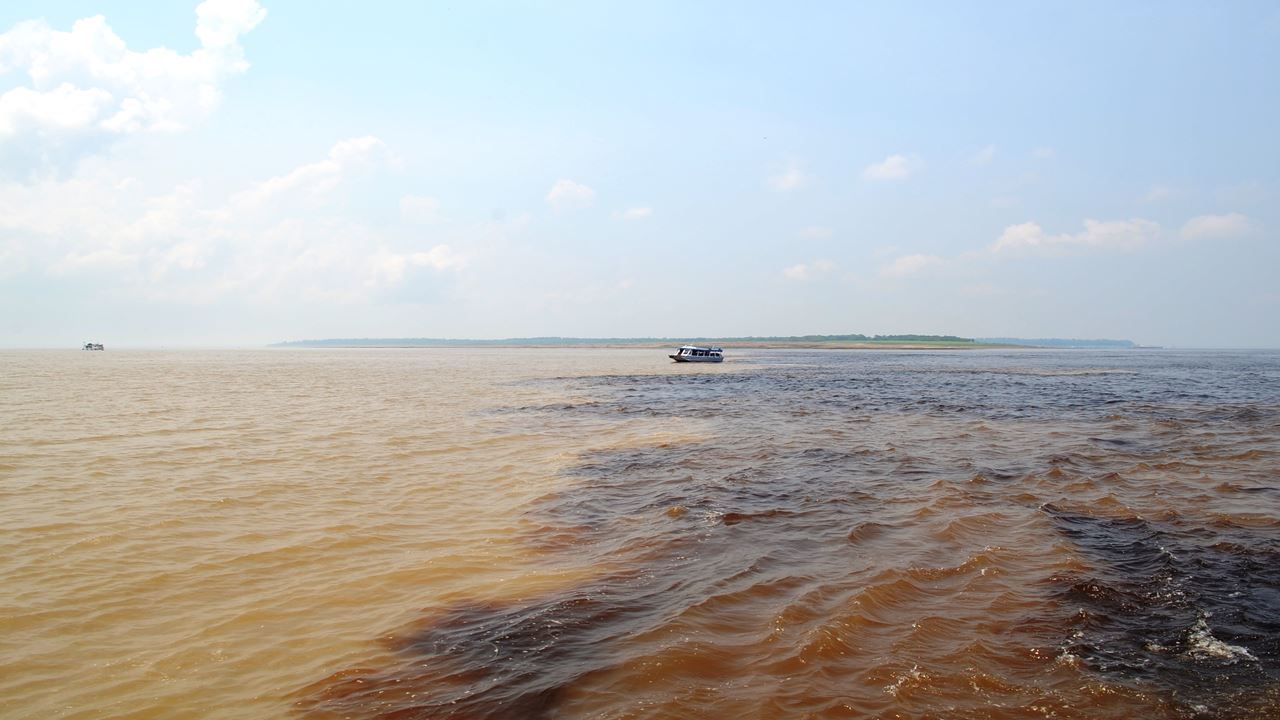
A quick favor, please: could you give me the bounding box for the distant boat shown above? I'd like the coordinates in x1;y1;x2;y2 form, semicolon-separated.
82;343;104;351
669;345;723;363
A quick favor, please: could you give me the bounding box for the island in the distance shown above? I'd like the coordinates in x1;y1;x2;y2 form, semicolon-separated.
271;335;1139;350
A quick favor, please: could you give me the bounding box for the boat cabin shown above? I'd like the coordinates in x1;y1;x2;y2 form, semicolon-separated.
669;345;723;363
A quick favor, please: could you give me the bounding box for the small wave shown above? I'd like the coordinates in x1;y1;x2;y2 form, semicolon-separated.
907;551;1003;582
881;663;930;697
1185;617;1258;663
721;509;795;526
847;521;893;544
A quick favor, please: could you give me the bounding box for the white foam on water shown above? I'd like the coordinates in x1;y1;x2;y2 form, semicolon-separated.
1185;617;1257;663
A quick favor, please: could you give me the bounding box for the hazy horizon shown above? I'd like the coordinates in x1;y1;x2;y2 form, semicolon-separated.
12;337;1280;351
3;1;1277;348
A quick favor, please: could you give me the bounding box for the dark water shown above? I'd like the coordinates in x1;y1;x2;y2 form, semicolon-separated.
298;350;1280;719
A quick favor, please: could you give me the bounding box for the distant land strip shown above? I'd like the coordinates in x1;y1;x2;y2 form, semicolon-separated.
272;335;1138;349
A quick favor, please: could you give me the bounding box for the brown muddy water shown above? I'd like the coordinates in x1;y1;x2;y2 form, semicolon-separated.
2;348;1278;719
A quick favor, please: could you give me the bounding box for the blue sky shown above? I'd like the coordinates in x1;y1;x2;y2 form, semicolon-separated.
2;1;1277;347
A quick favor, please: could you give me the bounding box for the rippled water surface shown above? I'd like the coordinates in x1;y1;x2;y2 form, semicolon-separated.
3;348;1279;719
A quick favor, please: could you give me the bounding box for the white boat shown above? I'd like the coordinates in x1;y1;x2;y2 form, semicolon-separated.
82;343;104;351
669;345;723;363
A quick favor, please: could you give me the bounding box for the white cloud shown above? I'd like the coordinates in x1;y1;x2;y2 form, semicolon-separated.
879;253;942;278
195;0;268;49
370;245;466;286
1180;213;1254;240
769;161;808;191
973;145;996;166
862;153;921;181
782;259;835;281
1143;185;1175;203
401;195;441;223
0;1;265;172
409;245;465;271
1032;146;1056;160
991;218;1159;253
0;137;465;307
800;225;832;239
0;84;114;134
618;206;652;221
233;136;388;208
546;179;595;210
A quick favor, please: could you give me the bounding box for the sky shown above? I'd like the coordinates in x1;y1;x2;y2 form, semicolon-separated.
1;1;1278;348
